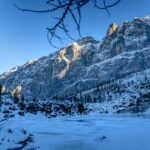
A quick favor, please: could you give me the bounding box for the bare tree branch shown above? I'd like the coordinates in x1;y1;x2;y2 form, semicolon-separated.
14;0;121;48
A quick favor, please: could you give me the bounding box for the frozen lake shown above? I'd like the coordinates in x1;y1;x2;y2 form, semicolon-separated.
1;113;150;150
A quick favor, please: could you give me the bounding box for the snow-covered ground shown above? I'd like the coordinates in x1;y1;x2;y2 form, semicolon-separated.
0;113;150;150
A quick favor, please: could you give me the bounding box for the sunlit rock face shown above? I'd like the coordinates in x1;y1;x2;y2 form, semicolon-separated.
1;16;150;102
107;23;118;36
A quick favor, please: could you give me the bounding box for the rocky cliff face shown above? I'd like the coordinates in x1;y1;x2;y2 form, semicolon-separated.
0;16;150;106
107;23;118;36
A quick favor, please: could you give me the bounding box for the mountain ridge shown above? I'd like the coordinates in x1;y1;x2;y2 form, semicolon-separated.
0;16;150;113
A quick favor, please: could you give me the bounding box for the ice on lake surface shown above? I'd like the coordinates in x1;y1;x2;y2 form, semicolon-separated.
0;113;150;150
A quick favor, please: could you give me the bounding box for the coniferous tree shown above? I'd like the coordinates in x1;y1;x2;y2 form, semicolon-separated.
0;84;2;102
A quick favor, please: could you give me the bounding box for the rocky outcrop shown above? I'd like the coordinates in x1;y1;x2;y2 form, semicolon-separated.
107;23;118;36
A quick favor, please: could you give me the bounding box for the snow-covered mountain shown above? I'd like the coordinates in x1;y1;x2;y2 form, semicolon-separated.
1;16;150;112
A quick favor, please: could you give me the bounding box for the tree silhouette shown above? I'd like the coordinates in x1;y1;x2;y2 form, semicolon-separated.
0;84;2;101
14;0;121;47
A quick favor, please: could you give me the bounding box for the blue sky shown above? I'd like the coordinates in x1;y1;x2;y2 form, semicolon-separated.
0;0;150;73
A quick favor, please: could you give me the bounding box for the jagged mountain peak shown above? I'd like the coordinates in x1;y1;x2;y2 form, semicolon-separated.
75;36;98;46
107;22;118;36
99;16;150;58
